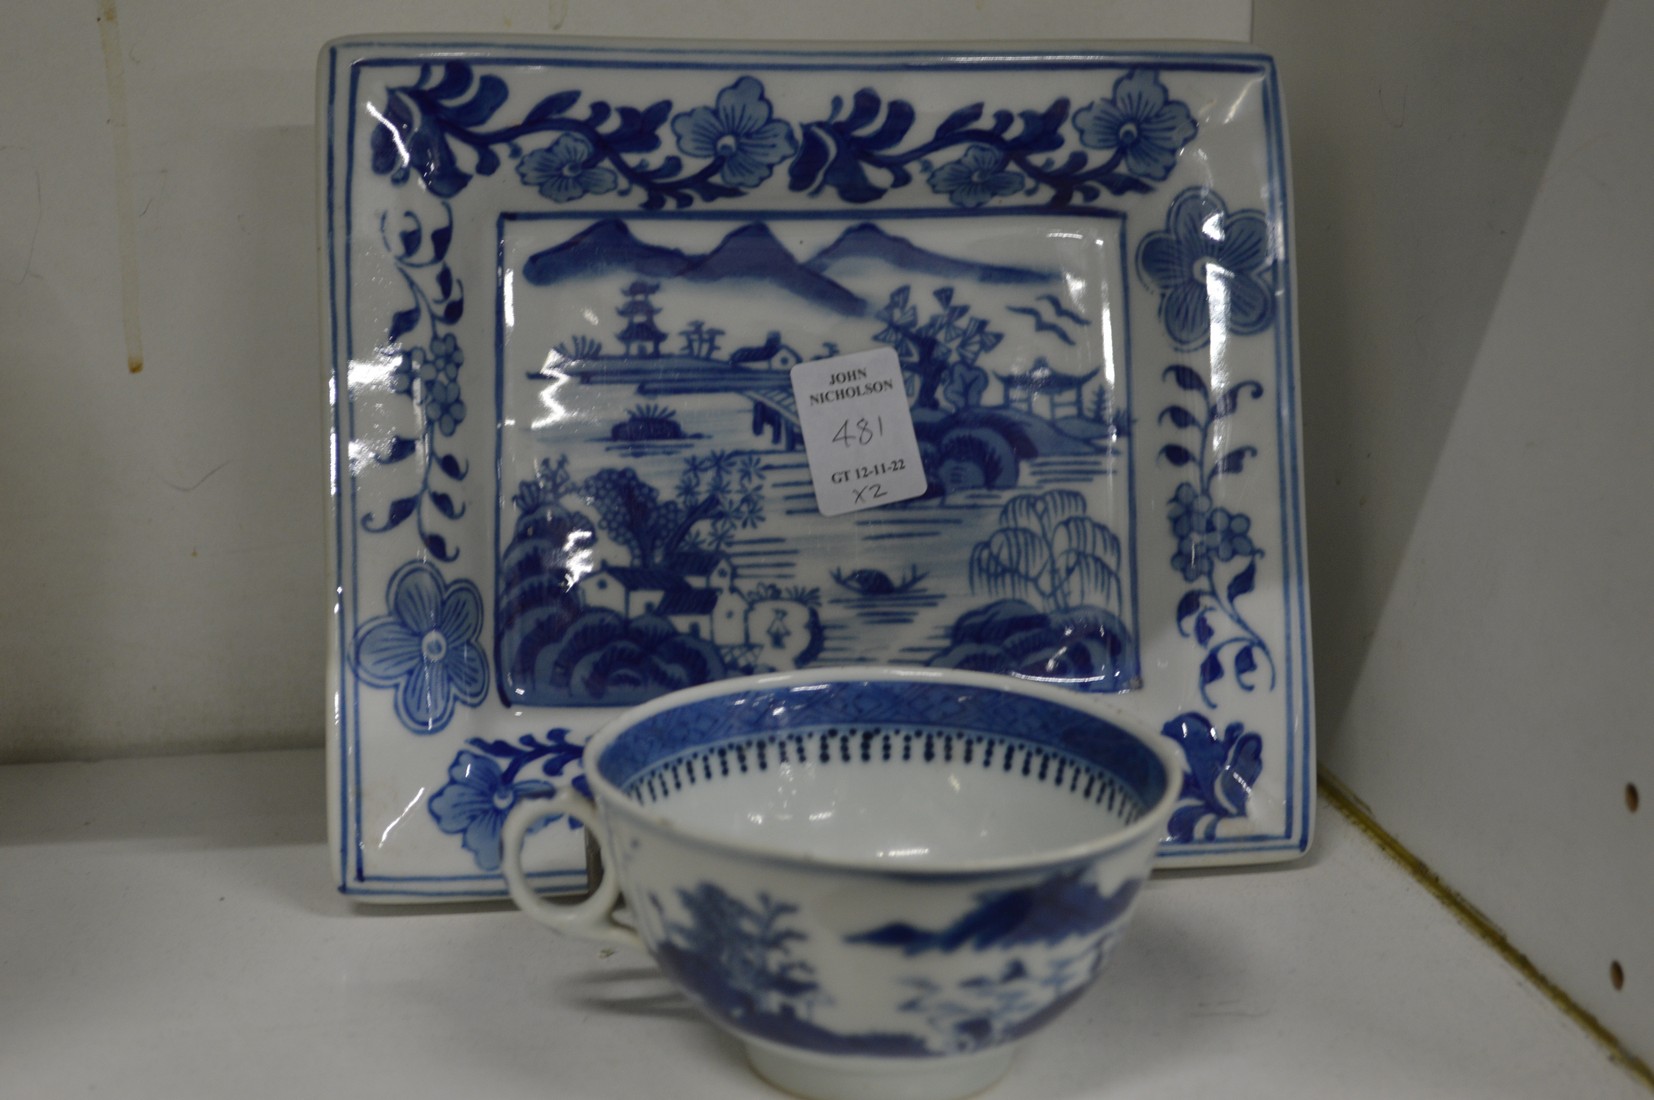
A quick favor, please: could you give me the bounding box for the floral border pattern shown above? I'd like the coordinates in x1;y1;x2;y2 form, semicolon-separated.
428;728;588;871
367;67;1197;210
1158;361;1276;707
358;200;473;564
1145;189;1280;839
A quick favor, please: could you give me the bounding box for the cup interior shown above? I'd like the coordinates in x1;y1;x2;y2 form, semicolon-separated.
594;677;1170;866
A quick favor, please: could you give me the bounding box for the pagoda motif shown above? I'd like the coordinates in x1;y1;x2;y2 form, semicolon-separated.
995;357;1099;419
617;280;667;358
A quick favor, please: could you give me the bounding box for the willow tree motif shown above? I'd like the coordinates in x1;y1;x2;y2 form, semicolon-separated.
968;490;1123;615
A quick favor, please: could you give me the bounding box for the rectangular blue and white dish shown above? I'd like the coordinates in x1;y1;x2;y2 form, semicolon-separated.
320;36;1313;900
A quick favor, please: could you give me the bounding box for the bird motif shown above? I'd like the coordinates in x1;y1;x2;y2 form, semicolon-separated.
1037;293;1088;325
1006;294;1088;346
1006;307;1077;346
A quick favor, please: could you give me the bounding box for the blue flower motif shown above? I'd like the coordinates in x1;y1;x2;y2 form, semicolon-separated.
1168;482;1214;540
1174;511;1256;580
1169;485;1256;576
353;561;489;733
422;377;465;437
1207;508;1254;562
926;145;1025;208
417;333;463;384
1170;483;1229;580
1073;69;1197;182
427;750;555;872
1161;712;1264;842
1138;188;1275;350
671;76;797;189
405;334;466;435
1173;532;1214;582
515;133;619;202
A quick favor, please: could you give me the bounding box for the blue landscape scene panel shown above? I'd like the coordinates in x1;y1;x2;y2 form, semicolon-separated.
494;212;1140;707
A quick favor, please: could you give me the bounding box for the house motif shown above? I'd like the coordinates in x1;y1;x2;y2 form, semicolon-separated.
728;331;802;371
578;564;674;619
660;550;736;590
576;551;745;645
653;585;723;640
660;551;746;645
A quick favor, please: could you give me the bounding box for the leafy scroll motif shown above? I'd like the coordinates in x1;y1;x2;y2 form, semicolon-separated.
1159;364;1276;708
427;728;588;872
368;64;762;209
791;68;1197;207
359;200;471;563
1160;712;1263;842
365;64;1196;211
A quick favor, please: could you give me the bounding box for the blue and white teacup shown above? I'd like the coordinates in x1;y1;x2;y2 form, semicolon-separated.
501;667;1180;1100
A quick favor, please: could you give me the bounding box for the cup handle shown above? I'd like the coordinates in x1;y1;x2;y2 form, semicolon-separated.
500;791;644;951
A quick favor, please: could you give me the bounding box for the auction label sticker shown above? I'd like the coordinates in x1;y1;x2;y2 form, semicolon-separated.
790;347;928;516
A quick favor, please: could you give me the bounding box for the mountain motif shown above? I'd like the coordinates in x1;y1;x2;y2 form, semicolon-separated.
521;219;1056;318
522;219;692;284
804;222;1055;285
846;869;1142;955
680;223;865;317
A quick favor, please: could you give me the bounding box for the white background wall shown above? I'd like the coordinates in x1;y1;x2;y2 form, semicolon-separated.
4;0;1650;1069
1255;0;1652;1065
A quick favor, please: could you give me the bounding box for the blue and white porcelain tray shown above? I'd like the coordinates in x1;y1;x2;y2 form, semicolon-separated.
320;36;1312;899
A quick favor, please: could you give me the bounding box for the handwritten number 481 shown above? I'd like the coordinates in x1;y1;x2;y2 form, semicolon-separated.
833;417;883;448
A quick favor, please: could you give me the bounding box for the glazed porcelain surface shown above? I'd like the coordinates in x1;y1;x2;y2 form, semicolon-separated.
320;36;1313;899
499;668;1180;1100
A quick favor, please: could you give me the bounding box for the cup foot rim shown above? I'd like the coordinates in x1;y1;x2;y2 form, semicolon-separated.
744;1041;1015;1100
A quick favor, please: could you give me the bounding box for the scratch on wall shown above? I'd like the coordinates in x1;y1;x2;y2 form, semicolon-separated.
96;0;144;374
14;168;42;286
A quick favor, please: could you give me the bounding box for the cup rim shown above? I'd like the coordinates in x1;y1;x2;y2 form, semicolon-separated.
579;666;1184;877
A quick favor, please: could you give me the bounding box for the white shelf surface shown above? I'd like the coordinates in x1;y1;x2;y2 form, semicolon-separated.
0;749;1643;1099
